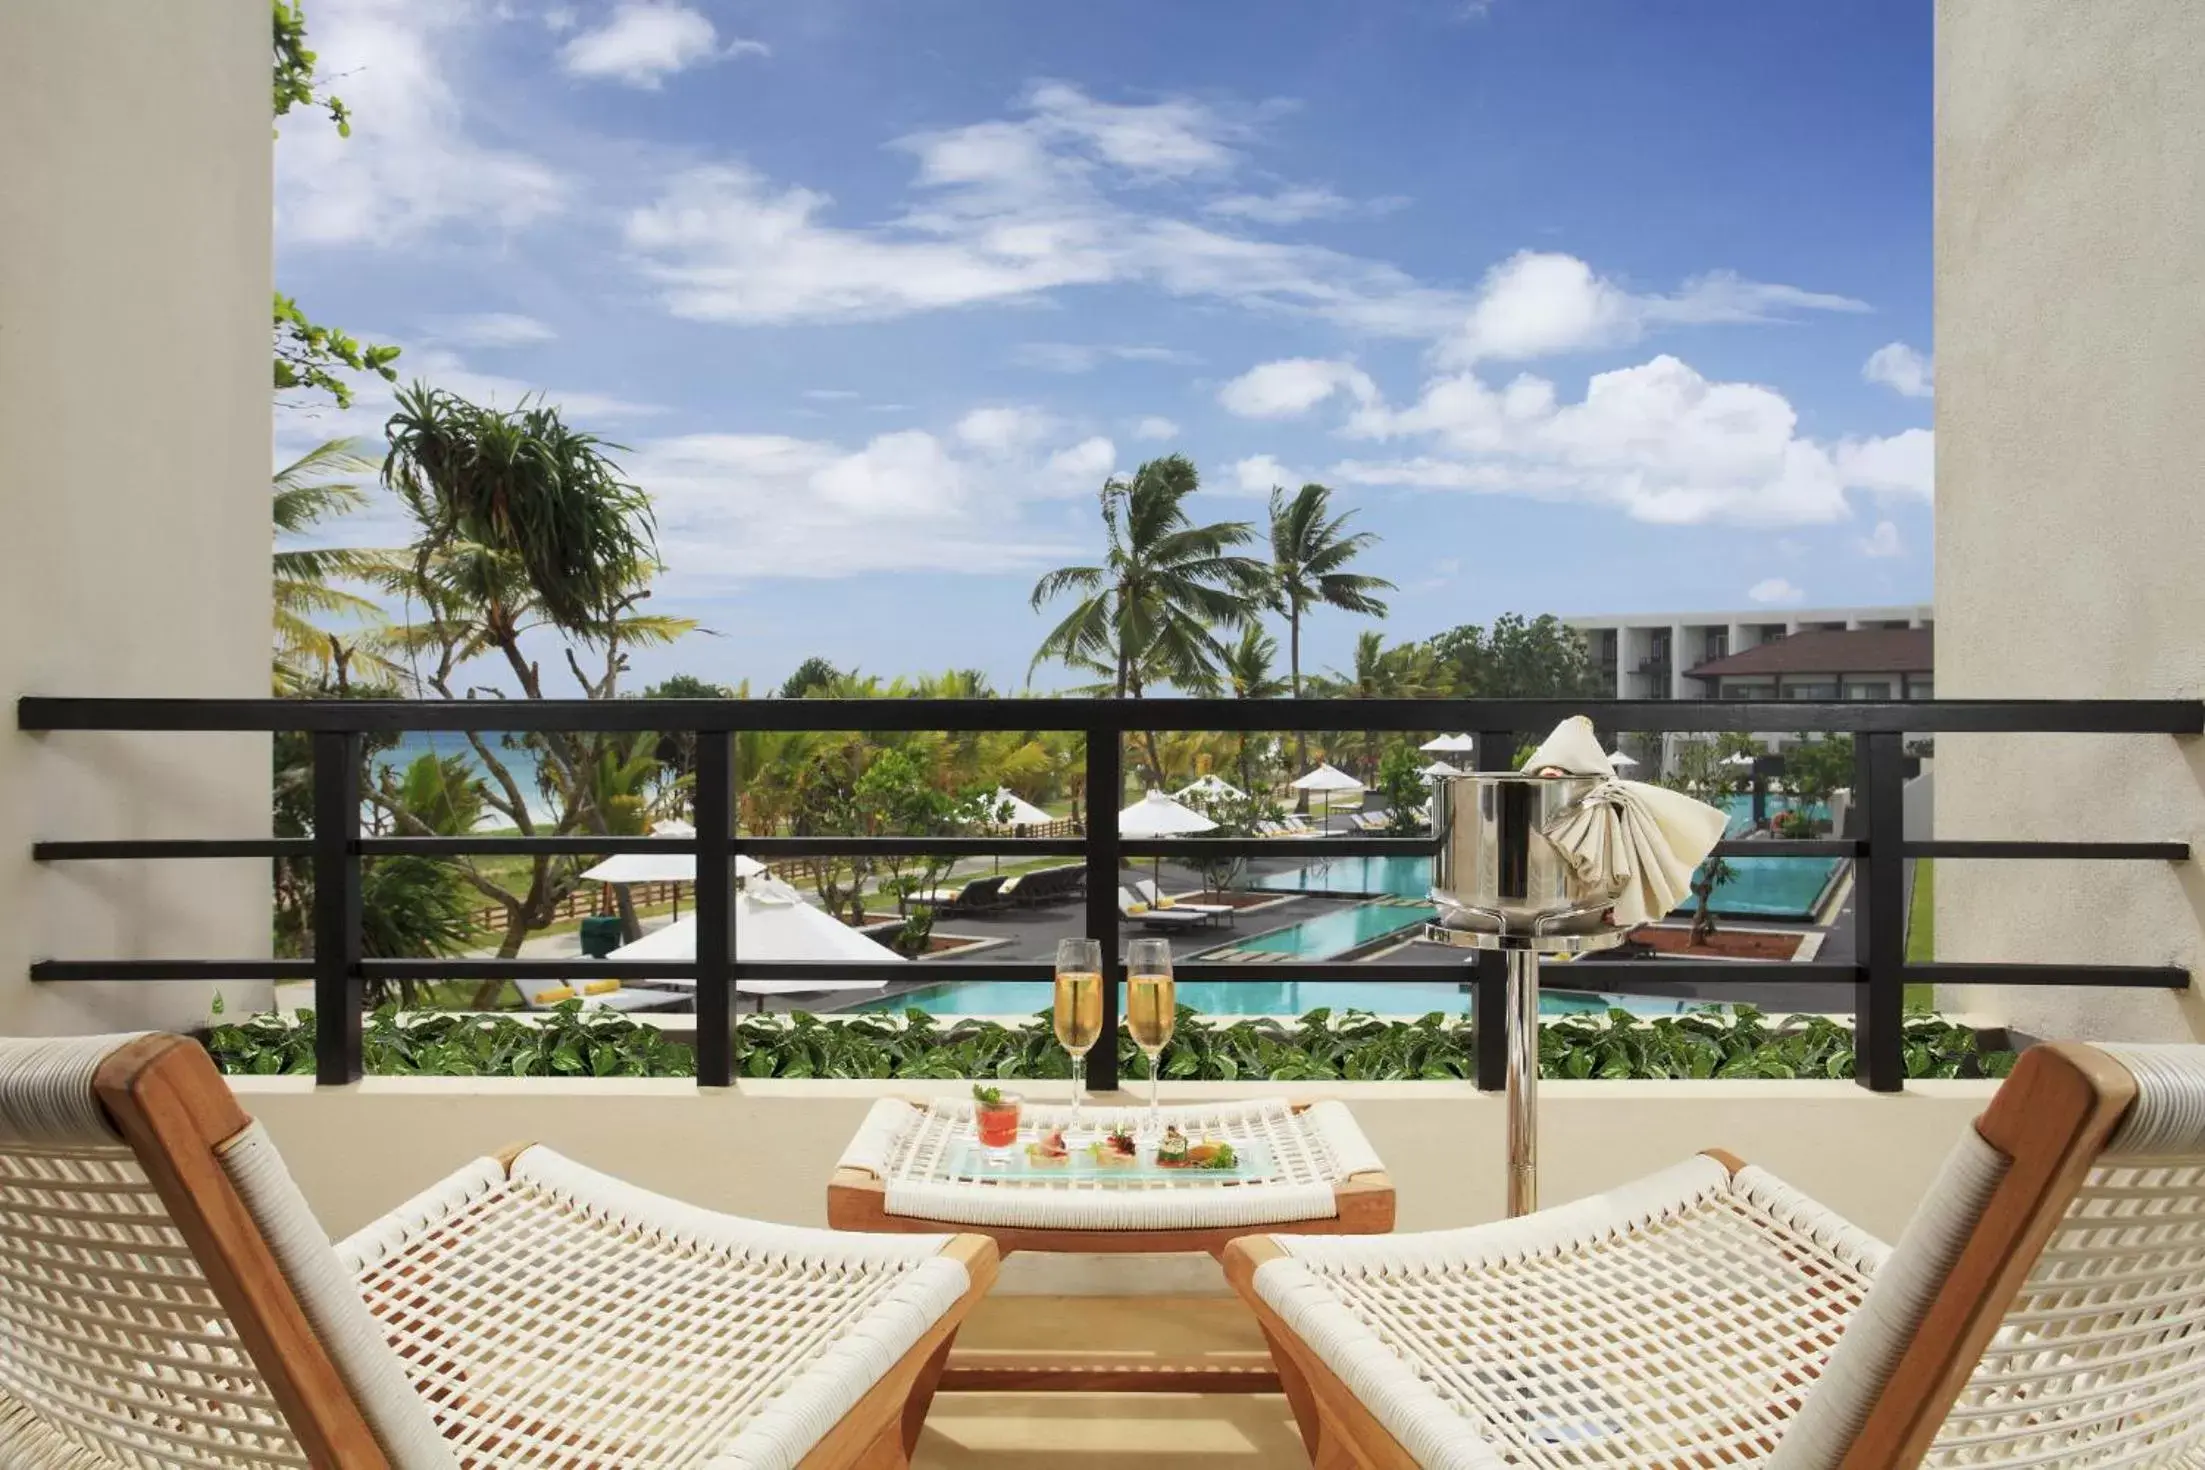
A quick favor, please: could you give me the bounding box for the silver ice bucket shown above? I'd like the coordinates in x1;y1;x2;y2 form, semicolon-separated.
1429;773;1624;936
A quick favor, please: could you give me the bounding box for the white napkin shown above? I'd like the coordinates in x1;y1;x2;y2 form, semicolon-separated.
1521;716;1731;926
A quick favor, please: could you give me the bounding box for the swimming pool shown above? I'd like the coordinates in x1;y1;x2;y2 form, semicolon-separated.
1249;794;1844;921
1213;900;1435;960
848;979;1702;1018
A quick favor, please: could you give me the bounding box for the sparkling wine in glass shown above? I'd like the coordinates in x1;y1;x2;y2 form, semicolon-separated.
1126;938;1177;1138
1053;938;1104;1136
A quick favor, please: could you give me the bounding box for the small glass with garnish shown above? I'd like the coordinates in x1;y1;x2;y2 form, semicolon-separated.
972;1083;1023;1160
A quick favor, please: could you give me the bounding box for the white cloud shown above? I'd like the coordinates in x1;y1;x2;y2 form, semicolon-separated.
1204;186;1354;225
1834;428;1934;499
1748;577;1806;606
1863;341;1935;398
1132;416;1180;441
624;420;1097;583
1334;354;1931;527
955;405;1057;455
625;86;1841;345
425;312;556;348
543;6;579;31
1218;358;1377;419
1013;343;1197;373
1230;454;1297;496
559;3;765;88
1436;251;1868;367
802;388;860;401
1860;520;1904;557
276;0;566;247
1043;436;1118;493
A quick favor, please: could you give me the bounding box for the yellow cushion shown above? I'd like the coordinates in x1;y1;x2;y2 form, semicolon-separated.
581;978;622;997
536;985;576;1004
1126;902;1149;915
1157;897;1177;909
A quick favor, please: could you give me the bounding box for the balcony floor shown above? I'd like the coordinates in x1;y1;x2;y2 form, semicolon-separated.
913;1295;1300;1467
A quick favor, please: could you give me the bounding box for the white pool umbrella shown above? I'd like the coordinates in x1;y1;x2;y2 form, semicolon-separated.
580;851;766;884
1119;790;1216;892
1721;752;1758;769
1420;733;1477;754
1291;762;1364;794
1607;749;1639;769
650;818;696;837
1174;773;1247;802
1420;759;1464;780
982;788;1054;828
605;877;900;995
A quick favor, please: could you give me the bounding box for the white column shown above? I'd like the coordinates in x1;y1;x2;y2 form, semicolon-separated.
1937;0;2205;1040
0;3;274;1032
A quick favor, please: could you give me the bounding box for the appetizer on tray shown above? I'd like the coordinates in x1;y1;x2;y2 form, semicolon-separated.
1089;1126;1140;1167
1154;1124;1239;1171
1024;1128;1072;1167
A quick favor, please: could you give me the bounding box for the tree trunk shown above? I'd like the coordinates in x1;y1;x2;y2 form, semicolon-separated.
1290;608;1310;814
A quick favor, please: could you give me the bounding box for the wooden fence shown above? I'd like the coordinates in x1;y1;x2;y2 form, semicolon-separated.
465;817;1083;932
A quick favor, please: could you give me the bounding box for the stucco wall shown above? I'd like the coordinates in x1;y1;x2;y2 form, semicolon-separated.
235;1077;1992;1294
0;3;274;1031
1935;0;2205;1039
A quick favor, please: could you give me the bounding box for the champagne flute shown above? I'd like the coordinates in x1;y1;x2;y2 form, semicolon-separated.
1126;938;1176;1138
1053;938;1104;1137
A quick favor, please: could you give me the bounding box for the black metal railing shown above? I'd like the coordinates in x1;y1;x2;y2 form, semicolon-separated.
17;695;2200;1093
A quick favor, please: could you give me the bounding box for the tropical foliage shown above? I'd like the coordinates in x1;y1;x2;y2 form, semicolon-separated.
271;437;394;691
206;1004;2016;1083
271;3;397;407
1266;483;1393;787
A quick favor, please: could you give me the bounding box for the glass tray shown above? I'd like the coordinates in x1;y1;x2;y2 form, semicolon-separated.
943;1133;1279;1183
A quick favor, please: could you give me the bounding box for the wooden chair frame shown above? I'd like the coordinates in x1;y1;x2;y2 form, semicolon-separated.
1223;1043;2142;1470
84;1035;999;1470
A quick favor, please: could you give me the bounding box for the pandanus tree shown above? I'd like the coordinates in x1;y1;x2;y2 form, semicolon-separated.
382;383;659;634
1029;456;1266;789
1265;483;1393;803
370;387;694;980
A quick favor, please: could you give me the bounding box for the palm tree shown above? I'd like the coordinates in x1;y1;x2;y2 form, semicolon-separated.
272;437;397;691
1219;624;1285;793
1265;482;1393;801
1029;456;1266;786
1312;631;1439;779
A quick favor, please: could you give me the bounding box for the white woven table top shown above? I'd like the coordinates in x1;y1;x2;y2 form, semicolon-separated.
837;1096;1386;1230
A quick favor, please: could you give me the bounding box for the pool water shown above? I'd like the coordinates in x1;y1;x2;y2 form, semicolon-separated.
1225;901;1435;959
848;979;1700;1018
1249;794;1843;922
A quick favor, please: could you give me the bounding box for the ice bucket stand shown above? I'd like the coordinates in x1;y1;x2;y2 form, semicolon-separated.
1423;926;1626;1216
1425;769;1632;1218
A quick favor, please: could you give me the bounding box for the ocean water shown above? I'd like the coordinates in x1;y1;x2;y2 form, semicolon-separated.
374;729;558;825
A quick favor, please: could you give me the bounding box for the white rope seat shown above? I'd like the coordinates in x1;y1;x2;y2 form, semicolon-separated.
0;1034;997;1470
333;1145;969;1469
839;1096;1384;1230
0;1034;317;1469
1234;1042;2205;1470
1254;1153;1897;1469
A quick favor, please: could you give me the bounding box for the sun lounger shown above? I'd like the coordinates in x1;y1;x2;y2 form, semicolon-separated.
1134;879;1235;926
912;874;1007;912
515;975;688;1012
1118;887;1206;930
0;1033;997;1469
1228;1041;2203;1469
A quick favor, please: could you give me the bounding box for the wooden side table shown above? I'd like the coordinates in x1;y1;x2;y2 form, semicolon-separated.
827;1096;1394;1396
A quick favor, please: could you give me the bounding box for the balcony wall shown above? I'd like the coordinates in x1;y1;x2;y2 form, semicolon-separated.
1936;0;2205;1041
0;3;274;1033
235;1078;1993;1293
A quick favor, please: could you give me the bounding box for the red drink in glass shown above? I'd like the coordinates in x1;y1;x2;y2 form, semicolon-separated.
975;1092;1022;1150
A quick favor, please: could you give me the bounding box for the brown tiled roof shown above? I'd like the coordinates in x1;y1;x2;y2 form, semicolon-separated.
1685;627;1932;680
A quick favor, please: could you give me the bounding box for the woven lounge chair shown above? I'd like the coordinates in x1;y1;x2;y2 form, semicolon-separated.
1134;879;1235;928
1227;1042;2205;1469
1118;888;1207;932
0;1033;998;1469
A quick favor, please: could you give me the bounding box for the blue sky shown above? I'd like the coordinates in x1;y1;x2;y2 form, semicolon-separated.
276;0;1933;695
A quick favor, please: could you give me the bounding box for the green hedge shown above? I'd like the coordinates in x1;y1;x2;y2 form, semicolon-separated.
206;1003;2015;1083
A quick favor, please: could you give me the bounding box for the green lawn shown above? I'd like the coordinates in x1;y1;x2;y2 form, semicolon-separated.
1904;858;1935;1009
